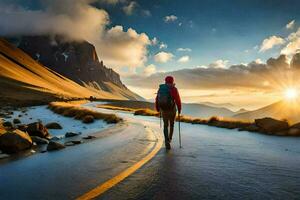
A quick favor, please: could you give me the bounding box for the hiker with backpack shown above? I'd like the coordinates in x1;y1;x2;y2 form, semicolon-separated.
155;76;182;150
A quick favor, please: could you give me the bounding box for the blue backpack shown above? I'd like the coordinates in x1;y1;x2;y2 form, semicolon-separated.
157;84;175;111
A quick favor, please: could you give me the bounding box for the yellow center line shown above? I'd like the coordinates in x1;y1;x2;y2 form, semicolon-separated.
77;128;163;200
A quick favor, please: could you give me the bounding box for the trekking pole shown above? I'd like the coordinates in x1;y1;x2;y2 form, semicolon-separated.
178;113;182;148
160;111;162;129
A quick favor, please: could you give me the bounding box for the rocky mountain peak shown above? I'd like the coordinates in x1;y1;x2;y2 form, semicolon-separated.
17;35;126;91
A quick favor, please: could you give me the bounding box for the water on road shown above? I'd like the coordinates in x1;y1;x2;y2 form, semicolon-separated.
89;104;300;200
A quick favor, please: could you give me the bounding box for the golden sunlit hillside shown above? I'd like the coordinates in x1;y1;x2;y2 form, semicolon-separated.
234;99;300;123
0;38;140;106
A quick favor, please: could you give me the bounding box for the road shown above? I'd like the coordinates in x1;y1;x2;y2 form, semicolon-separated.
1;103;300;199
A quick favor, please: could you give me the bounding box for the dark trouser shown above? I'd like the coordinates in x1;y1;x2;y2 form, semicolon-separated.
162;110;176;144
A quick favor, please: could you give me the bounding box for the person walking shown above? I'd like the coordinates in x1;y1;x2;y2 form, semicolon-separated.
155;76;181;150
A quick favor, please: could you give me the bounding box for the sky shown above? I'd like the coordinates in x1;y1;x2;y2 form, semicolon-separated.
1;0;300;110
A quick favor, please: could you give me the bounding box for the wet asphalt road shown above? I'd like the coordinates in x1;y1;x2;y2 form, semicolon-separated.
98;116;300;200
1;104;300;200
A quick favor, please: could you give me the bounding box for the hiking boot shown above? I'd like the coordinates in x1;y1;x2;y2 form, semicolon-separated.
165;142;171;150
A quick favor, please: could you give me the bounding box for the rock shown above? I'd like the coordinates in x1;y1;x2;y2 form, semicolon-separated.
274;130;289;136
65;132;80;138
13;118;21;124
45;122;63;129
47;141;65;151
50;136;61;141
82;115;95;123
26;122;49;138
17;124;28;132
18;35;127;92
255;118;289;133
64;141;75;146
0;153;10;159
31;136;49;144
3;121;13;128
83;135;96;140
0;129;32;153
290;122;300;129
64;140;82;146
288;128;300;136
18;114;22;118
238;124;260;132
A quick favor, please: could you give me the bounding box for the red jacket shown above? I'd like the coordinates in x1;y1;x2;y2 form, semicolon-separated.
155;84;182;113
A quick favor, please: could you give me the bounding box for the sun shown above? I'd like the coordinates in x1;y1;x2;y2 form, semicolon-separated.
284;88;298;100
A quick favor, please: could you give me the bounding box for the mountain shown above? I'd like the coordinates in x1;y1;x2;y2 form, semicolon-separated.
233;100;300;123
105;100;235;118
200;102;236;111
181;103;235;118
0;38;140;106
235;108;249;115
12;35;142;100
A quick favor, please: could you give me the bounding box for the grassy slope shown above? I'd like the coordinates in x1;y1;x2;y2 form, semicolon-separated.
0;39;139;106
234;100;300;123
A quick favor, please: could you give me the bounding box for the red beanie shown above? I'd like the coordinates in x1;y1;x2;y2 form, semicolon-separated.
165;76;174;84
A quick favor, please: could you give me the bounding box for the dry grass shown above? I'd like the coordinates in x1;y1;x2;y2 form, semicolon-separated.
134;109;160;117
97;105;136;112
0;120;6;135
96;104;253;130
48;102;122;124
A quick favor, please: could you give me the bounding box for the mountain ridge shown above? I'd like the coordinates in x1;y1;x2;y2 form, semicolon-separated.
16;35;124;89
233;100;300;123
0;38;141;106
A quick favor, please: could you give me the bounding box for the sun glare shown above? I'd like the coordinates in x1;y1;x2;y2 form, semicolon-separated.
284;88;298;100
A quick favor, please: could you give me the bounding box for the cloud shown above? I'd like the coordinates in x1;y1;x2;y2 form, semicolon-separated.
281;27;300;55
259;36;285;52
154;51;174;63
122;1;138;15
99;0;122;4
290;52;300;68
127;54;299;91
151;37;158;45
98;25;151;68
286;20;295;29
164;15;178;23
0;0;109;42
143;64;157;76
178;56;190;63
255;58;263;64
0;0;151;71
159;42;167;49
177;48;192;52
141;10;151;17
208;59;229;69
